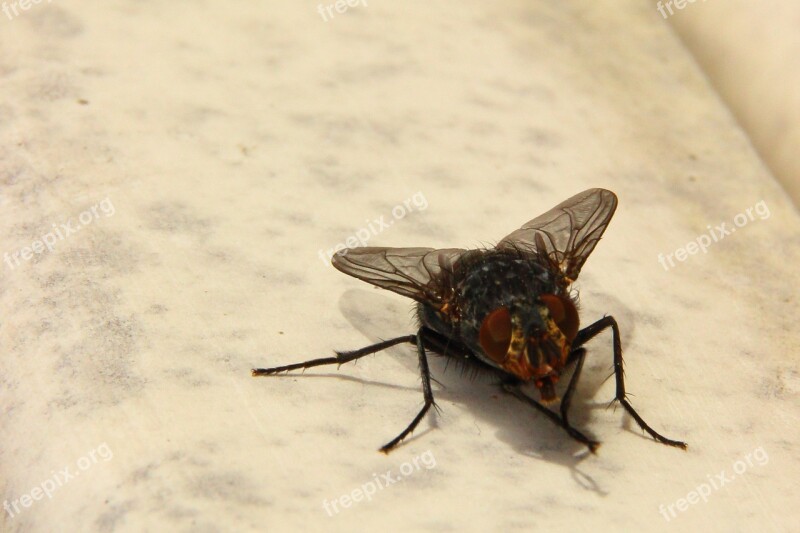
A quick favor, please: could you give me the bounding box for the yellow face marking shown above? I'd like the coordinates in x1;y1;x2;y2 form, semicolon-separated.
501;314;534;380
494;307;571;385
537;306;570;369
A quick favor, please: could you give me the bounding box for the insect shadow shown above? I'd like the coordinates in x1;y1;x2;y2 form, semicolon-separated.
253;188;684;479
326;286;646;493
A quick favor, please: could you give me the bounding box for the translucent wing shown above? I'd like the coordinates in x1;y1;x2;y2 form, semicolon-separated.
331;247;468;304
497;188;618;281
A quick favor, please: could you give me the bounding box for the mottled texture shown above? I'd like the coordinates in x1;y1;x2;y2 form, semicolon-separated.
0;1;798;532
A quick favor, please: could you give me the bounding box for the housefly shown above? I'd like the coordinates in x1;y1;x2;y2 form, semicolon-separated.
252;188;687;453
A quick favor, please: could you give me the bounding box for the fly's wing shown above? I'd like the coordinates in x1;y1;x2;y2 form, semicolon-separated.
331;247;468;304
497;188;618;282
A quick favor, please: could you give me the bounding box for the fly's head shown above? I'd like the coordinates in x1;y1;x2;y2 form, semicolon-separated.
478;294;579;403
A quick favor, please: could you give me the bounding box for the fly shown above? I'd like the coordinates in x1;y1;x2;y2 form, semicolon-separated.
252;188;687;453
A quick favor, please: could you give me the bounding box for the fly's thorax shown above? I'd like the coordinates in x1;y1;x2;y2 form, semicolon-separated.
454;251;559;352
417;301;458;339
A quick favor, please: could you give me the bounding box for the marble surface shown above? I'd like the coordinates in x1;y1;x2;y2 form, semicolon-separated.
1;1;798;532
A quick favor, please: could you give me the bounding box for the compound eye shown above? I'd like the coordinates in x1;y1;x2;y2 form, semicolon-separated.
479;307;511;363
539;294;579;343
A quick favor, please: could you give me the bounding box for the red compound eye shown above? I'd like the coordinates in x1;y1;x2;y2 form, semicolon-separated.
479;307;512;363
539;294;579;343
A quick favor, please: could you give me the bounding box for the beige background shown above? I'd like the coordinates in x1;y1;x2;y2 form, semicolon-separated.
1;1;798;532
665;0;800;205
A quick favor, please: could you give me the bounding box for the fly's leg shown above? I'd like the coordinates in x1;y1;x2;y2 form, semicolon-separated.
251;335;416;375
501;382;598;452
252;331;439;454
378;328;438;453
559;348;600;452
573;316;687;449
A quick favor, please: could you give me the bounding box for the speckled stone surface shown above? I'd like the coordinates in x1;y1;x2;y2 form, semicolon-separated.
1;1;798;532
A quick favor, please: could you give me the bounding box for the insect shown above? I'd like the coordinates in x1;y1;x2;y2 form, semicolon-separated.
252;188;687;453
